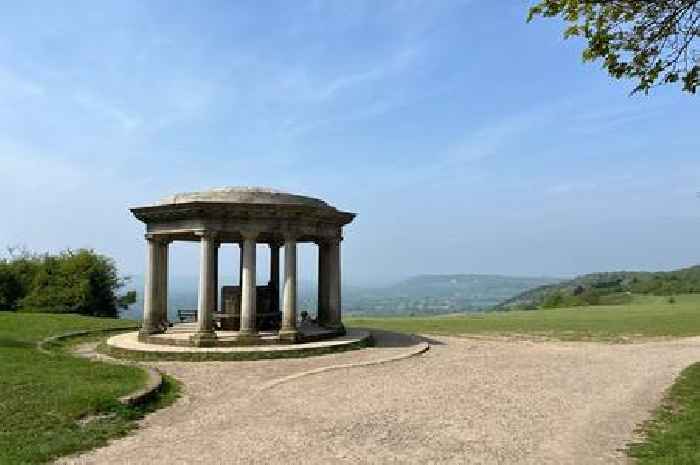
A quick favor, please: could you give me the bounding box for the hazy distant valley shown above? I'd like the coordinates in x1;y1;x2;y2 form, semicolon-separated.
122;274;561;320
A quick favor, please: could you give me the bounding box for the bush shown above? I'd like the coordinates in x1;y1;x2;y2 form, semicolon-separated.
0;262;23;310
577;288;601;306
0;248;135;317
541;292;564;308
598;292;633;306
0;248;41;311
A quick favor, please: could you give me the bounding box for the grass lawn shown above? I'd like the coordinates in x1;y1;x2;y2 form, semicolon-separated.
628;362;700;464
347;294;700;341
0;312;177;465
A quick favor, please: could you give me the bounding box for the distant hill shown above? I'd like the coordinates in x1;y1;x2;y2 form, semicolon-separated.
496;265;700;310
342;274;560;315
121;273;559;318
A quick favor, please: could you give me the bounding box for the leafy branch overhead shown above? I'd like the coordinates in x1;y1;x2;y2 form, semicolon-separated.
529;0;700;94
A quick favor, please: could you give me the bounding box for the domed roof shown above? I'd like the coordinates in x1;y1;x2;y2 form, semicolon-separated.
158;187;329;208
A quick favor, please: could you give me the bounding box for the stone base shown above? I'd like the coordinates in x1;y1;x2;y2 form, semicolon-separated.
234;331;261;344
138;322;345;348
324;323;346;337
105;329;372;362
277;329;300;343
189;330;218;347
138;328;162;341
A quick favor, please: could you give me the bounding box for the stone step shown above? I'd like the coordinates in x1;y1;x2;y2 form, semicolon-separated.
168;323;197;333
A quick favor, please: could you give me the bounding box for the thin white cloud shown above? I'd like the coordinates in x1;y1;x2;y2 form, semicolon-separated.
445;103;561;164
0;68;44;100
316;46;421;101
73;92;143;132
263;44;423;108
149;77;218;131
569;102;669;135
0;141;86;191
267;45;424;141
546;181;601;195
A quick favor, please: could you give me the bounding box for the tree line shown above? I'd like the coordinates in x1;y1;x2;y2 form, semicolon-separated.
0;247;136;317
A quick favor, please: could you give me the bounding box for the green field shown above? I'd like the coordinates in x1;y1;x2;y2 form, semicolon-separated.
348;294;700;341
0;313;175;465
628;362;700;464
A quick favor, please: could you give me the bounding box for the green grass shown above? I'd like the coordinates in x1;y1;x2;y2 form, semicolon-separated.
347;294;700;341
0;312;177;465
628;362;700;464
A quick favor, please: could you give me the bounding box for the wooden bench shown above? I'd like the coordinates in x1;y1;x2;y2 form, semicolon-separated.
177;309;197;322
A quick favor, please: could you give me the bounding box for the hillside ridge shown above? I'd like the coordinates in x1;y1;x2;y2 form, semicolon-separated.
497;265;700;310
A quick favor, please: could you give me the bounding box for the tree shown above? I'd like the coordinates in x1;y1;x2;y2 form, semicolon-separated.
528;0;700;94
0;261;23;310
0;248;136;317
20;249;135;317
0;248;41;311
542;291;565;308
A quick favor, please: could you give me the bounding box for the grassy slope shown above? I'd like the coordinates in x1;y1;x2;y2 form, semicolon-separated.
497;265;700;310
628;362;700;464
347;294;700;340
0;313;164;465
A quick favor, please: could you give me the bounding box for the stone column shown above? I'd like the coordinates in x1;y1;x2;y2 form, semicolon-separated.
279;235;299;342
159;240;170;330
139;235;160;338
327;237;345;334
238;242;244;288
152;239;162;328
269;242;281;312
212;241;220;315
239;231;259;341
191;231;217;346
317;240;329;326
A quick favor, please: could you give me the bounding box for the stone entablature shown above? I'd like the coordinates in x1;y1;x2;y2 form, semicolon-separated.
130;187;356;347
131;191;354;244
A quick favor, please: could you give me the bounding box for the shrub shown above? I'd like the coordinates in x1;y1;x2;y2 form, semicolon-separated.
0;248;41;311
598;292;633;306
541;292;564;309
0;261;23;310
0;248;135;317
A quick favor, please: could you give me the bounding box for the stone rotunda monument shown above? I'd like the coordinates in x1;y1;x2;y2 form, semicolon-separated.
130;187;356;347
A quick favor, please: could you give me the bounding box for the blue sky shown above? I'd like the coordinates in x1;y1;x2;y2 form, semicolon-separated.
1;0;698;287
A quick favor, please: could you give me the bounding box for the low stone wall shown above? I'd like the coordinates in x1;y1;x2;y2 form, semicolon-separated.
37;328;165;406
118;366;164;406
37;327;137;355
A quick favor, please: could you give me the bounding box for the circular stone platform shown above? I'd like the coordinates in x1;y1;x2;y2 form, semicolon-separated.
136;322;347;347
104;329;372;361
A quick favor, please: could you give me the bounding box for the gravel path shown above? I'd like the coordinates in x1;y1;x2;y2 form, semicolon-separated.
58;333;700;465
